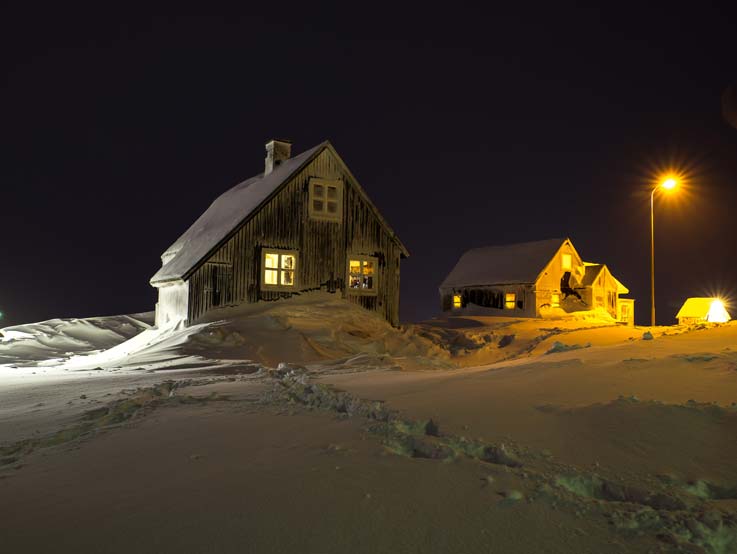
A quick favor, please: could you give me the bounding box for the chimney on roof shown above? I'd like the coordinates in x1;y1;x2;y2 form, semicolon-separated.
264;139;292;175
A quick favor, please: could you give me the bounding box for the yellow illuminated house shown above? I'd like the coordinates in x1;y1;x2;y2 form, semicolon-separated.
439;238;635;324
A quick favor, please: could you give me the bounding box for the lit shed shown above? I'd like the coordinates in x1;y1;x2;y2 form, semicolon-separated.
675;298;731;325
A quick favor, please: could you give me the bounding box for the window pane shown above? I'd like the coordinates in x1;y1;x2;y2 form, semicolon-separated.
362;276;374;289
350;276;362;288
453;294;462;308
313;184;324;198
281;270;295;286
551;293;560;307
505;292;516;309
281;254;295;270
327;186;338;199
264;269;278;285
313;199;324;213
362;261;374;275
265;253;279;268
349;260;361;274
327;201;338;214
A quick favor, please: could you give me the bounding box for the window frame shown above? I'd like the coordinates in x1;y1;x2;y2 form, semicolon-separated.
260;248;299;292
346;255;378;296
308;178;344;222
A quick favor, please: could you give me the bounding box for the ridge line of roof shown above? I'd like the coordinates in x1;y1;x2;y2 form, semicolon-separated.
179;141;331;281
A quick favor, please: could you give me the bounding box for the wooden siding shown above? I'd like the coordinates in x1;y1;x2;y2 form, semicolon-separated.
186;149;402;326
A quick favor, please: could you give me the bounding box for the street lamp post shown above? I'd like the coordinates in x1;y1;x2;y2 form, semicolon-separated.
650;177;678;326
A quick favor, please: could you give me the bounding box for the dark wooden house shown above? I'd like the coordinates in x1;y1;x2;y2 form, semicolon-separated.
150;140;409;327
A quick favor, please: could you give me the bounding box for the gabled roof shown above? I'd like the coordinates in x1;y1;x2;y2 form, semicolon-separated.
581;264;604;287
151;141;408;284
579;264;630;294
439;238;567;289
676;297;731;320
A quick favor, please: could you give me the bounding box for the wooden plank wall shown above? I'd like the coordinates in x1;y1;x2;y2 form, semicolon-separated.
187;148;403;326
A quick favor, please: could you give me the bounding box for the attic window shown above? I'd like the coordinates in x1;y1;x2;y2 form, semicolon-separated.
309;178;343;222
561;254;572;271
348;256;377;295
261;249;298;291
452;294;462;309
505;293;516;310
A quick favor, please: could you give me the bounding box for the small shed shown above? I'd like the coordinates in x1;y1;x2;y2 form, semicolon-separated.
675;298;731;325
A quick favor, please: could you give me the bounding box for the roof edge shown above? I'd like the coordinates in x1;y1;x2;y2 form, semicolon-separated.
176;141;331;282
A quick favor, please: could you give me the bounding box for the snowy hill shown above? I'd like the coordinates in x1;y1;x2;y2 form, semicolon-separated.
0;313;154;366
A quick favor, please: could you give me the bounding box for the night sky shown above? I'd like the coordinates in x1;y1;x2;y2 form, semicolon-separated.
2;7;736;327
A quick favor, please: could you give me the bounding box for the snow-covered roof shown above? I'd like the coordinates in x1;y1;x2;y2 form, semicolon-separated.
581;264;604;287
581;264;630;294
675;298;731;321
151;141;407;284
439;238;566;289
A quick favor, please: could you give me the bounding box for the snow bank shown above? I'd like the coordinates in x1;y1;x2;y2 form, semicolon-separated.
0;313;154;367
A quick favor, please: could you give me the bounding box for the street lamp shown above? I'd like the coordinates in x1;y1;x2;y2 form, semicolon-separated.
650;176;679;326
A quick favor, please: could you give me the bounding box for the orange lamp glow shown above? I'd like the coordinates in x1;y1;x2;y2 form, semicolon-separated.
660;177;678;191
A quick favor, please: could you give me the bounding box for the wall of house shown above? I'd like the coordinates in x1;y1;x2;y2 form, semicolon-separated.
439;284;536;317
585;267;620;318
618;298;635;326
155;280;189;327
185;148;403;326
534;240;585;315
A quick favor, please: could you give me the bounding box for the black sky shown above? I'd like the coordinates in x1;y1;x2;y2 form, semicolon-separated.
2;6;736;327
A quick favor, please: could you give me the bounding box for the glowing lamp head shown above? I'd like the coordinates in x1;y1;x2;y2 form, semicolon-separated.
660;177;678;191
706;298;731;323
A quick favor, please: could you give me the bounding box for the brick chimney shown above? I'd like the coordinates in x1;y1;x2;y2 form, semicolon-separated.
264;139;292;175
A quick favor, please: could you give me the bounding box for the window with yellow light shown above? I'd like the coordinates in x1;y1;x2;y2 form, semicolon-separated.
505;293;516;309
561;254;572;271
348;256;377;294
452;294;462;309
551;293;560;308
262;249;297;290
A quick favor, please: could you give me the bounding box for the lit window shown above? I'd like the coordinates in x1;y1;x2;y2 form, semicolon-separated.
452;294;462;309
261;249;297;290
551;293;560;308
309;179;343;221
505;293;516;310
561;254;572;271
348;256;377;294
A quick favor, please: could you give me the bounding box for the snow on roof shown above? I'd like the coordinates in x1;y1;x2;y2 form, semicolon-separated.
151;141;409;284
440;238;566;289
581;264;604;287
675;298;731;321
150;143;327;284
580;264;630;294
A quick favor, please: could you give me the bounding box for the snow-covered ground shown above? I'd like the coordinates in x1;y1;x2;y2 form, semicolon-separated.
1;294;736;553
